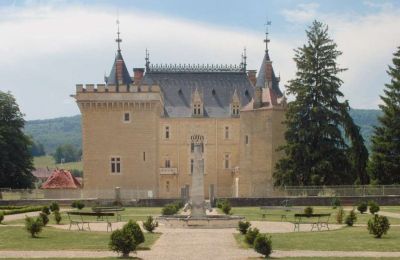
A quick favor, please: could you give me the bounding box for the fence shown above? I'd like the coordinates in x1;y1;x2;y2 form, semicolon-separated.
284;185;400;197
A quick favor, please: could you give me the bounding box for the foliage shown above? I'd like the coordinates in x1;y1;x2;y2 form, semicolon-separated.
39;212;49;226
52;144;81;164
238;221;251;235
357;201;368;214
345;210;357;226
54;210;62;224
70;169;83;178
245;227;260;245
71;200;85;210
253;233;272;258
41;206;50;215
49;202;60;212
0;211;4;224
0;91;35;188
29;140;45;156
161;201;183;215
369;46;400;184
369;201;380;214
331;197;341;209
336;208;345;224
216;199;228;209
3;206;43;216
124;220;145;245
304;206;313;216
109;228;136;258
368;214;390;238
25;216;43;238
274;20;368;186
143;216;158;233
221;200;232;215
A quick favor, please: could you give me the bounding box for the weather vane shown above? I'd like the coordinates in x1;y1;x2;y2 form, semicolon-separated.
264;20;271;52
116;16;122;52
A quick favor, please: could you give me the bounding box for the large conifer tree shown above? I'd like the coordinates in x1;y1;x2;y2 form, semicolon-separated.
369;46;400;184
274;21;368;186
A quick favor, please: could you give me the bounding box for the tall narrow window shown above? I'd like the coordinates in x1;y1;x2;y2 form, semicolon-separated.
123;112;130;122
166;181;170;192
224;154;230;169
225;126;230;139
165;126;170;139
245;135;249;145
191;143;194;153
111;157;121;173
190;159;194;174
165;159;171;168
143;152;146;161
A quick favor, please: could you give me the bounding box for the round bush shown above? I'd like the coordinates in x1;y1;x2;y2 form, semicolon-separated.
54;210;62;224
304;206;313;216
109;228;136;258
245;227;260;245
238;221;251;235
124;220;145;245
254;233;272;258
39;212;49;226
49;202;60;212
345;210;357;226
368;201;380;215
41;206;50;215
368;214;390;238
357;201;368;214
71;200;85;210
221;201;232;215
143;216;158;233
25;216;43;238
162;204;178;215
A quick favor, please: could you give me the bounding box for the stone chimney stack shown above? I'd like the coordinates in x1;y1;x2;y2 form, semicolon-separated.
247;70;257;86
133;68;145;85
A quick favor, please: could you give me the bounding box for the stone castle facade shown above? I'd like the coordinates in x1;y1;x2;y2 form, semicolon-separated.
73;31;286;199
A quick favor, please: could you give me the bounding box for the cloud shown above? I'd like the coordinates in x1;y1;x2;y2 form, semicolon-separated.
281;3;319;23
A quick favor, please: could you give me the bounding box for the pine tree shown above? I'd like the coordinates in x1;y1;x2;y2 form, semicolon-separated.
0;91;35;188
369;46;400;184
274;21;368;186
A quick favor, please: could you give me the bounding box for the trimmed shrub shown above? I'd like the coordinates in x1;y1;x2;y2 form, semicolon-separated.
368;201;380;215
71;200;85;210
254;233;272;258
3;206;43;216
49;202;60;212
25;216;43;238
304;206;313;216
368;214;390;238
0;211;4;224
41;206;50;215
39;212;49;226
331;197;341;209
336;208;345;224
357;201;368;214
143;216;158;233
162;204;178;215
124;220;145;245
345;210;357;227
109;228;136;258
221;200;232;215
54;210;62;224
238;221;251;235
216;199;228;209
245;227;260;245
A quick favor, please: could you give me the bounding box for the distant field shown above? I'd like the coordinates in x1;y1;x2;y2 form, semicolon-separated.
34;156;83;171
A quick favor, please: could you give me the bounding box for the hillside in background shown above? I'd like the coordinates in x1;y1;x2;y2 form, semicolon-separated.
24;109;382;154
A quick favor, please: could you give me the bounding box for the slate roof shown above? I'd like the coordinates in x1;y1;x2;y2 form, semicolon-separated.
142;71;254;118
105;51;132;85
255;51;283;97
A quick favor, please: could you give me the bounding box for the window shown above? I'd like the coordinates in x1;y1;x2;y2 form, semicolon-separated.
224;154;230;169
166;181;170;192
193;104;202;115
225;126;230;139
143;152;146;161
232;104;240;116
165;126;170;139
190;159;194;174
191;143;204;153
123;112;130;122
165;159;171;168
245;135;249;145
111;157;121;174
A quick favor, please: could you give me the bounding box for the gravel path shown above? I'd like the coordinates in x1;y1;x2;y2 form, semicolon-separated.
380;211;400;219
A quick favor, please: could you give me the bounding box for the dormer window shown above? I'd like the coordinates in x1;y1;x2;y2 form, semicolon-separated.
231;103;240;116
192;88;203;117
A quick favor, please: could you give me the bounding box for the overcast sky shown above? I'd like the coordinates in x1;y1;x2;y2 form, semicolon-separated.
1;0;400;120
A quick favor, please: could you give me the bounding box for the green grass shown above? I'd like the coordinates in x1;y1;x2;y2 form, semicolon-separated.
34;155;82;171
235;226;400;251
0;226;159;251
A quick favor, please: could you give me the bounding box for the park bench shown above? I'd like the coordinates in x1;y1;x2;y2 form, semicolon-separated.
67;211;115;232
91;206;125;221
260;206;304;221
293;213;331;232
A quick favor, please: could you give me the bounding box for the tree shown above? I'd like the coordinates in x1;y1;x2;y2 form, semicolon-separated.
368;46;400;184
0;91;35;188
52;144;80;163
29;139;45;157
274;21;368;186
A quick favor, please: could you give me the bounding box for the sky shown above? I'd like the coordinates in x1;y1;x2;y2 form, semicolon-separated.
0;0;400;120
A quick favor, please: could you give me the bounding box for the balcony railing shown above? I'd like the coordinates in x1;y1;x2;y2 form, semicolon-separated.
159;167;178;175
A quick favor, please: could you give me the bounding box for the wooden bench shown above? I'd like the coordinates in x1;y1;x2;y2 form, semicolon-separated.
260;206;304;221
91;207;125;221
67;211;115;232
293;213;331;232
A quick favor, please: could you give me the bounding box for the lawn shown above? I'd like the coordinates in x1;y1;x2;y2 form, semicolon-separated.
235;226;400;252
230;206;400;224
34;155;83;171
0;226;160;251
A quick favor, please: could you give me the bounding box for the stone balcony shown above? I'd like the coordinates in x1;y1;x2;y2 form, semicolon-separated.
159;168;178;175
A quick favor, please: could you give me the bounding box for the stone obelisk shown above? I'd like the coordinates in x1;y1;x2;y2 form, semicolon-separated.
190;135;206;218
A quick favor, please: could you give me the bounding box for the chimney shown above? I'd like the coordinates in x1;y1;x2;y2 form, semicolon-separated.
247;70;257;86
133;68;145;85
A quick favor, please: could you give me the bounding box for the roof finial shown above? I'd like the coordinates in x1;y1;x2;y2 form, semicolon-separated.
116;18;122;52
264;21;271;53
241;47;247;72
145;48;150;71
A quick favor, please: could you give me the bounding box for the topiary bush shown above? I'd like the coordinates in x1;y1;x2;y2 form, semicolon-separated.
245;227;260;245
0;211;4;224
345;210;357;226
41;206;50;215
336;207;345;224
109;228;136;258
25;216;43;238
71;200;85;210
216;199;228;209
368;214;390;238
357;201;368;214
304;206;313;216
368;201;380;215
143;216;158;233
253;233;272;258
331;197;341;209
162;204;178;215
49;202;60;212
124;220;145;245
238;221;251;235
221;200;232;215
54;210;62;224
